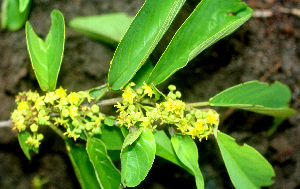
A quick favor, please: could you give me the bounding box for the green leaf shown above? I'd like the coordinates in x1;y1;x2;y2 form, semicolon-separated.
1;0;31;31
19;0;30;12
87;137;121;189
267;117;285;136
171;134;204;189
153;130;192;174
121;128;156;187
121;127;143;152
69;13;133;47
131;60;154;89
26;9;65;91
209;81;296;117
18;131;38;160
95;125;124;150
216;131;275;188
108;0;186;90
147;0;253;85
89;84;109;101
66;140;100;189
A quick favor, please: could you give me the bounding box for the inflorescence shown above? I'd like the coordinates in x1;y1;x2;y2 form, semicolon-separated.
11;87;104;148
11;83;219;150
115;82;219;141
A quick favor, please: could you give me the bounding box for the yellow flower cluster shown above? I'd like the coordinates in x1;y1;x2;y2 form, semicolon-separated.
115;83;219;141
11;87;105;149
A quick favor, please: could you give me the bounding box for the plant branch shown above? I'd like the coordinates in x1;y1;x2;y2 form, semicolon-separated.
0;120;12;128
48;122;66;140
187;101;210;107
97;97;123;106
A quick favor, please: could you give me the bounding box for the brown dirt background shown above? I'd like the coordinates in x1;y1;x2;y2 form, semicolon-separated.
0;0;299;188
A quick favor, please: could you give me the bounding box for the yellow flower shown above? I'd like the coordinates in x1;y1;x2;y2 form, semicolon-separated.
142;82;154;98
69;105;79;119
17;100;28;112
194;120;206;131
206;112;218;125
34;97;45;111
44;92;57;105
56;87;67;98
140;117;152;128
68;92;80;105
122;90;136;104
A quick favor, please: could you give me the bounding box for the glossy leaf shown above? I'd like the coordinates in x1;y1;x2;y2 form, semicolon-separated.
171;134;204;189
121;127;143;152
209;81;296;117
147;0;253;85
108;0;186;90
153;130;192;174
216;131;275;188
96;125;124;150
18;131;38;160
87;137;121;189
69;13;133;47
121;128;156;187
26;10;65;91
131;60;154;89
66;141;100;189
19;0;30;12
1;0;31;31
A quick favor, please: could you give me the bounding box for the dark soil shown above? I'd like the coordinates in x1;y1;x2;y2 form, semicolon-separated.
0;0;299;188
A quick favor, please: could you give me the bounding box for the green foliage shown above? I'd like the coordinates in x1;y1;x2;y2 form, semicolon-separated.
153;130;192;174
121;128;156;187
18;131;38;160
209;81;296;117
26;10;65;91
86;137;121;189
19;0;31;12
9;0;297;188
108;0;186;90
66;141;100;189
1;0;31;31
147;0;253;85
96;125;124;150
216;131;275;188
69;13;133;47
171;134;204;189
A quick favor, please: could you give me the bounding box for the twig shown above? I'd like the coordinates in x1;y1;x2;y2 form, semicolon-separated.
97;97;123;106
0;120;12;128
279;7;300;17
253;9;273;18
253;7;300;18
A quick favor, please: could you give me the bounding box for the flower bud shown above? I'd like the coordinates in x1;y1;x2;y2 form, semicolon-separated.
72;119;80;127
136;88;143;95
61;109;69;117
91;104;99;114
85;122;93;130
175;91;182;98
168;85;176;91
37;134;44;140
30;124;39;132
